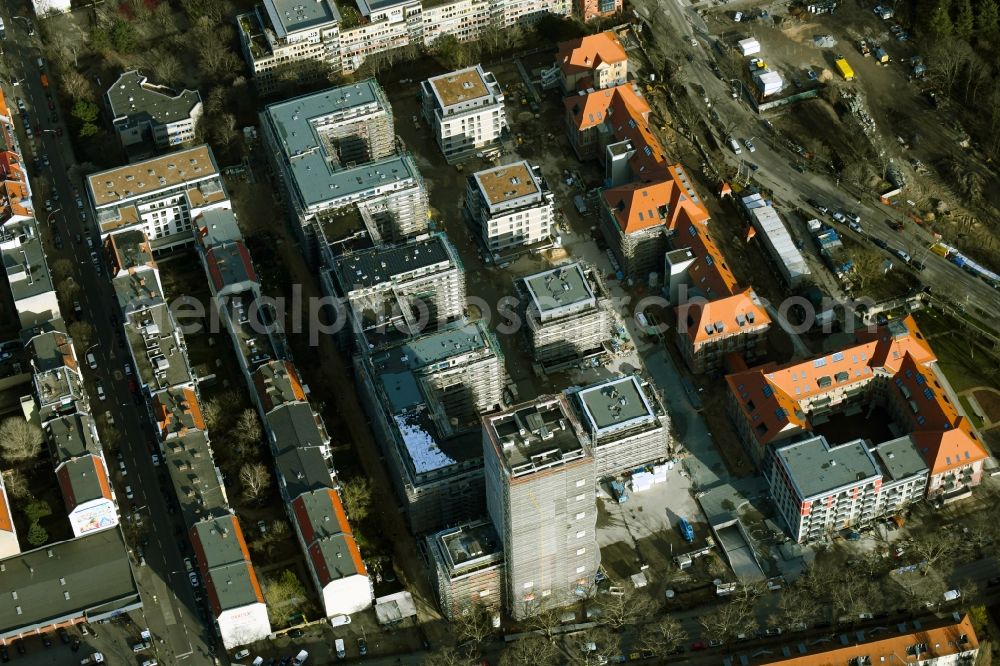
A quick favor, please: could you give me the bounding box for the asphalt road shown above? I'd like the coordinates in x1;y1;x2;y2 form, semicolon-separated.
632;0;1000;330
0;10;217;664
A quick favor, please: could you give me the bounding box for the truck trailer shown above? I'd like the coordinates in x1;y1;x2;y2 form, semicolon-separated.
834;56;855;81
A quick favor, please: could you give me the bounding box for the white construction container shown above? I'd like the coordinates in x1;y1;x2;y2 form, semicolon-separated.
755;70;784;97
738;37;761;56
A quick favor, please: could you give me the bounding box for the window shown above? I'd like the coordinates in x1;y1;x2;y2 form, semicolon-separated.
479;589;492;597
575;512;586;520
523;582;533;590
576;479;586;487
576;566;586;574
576;548;587;556
576;494;586;502
576;530;586;538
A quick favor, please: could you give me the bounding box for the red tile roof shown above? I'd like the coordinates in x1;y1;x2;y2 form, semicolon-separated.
602;164;710;235
0;479;14;534
685;288;771;345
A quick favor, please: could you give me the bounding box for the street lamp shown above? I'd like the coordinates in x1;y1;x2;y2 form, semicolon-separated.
45;208;61;225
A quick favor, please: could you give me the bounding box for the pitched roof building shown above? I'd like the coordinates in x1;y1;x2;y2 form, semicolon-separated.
556;32;628;92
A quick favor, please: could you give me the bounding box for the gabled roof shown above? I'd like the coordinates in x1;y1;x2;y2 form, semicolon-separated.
558;32;628;77
206;241;258;293
56;455;112;510
0;477;13;535
190;514;265;614
566;83;649;132
680;221;738;300
291;489;367;585
152;387;206;438
685;288;770;345
602;164;710;234
254;361;307;412
911;424;988;475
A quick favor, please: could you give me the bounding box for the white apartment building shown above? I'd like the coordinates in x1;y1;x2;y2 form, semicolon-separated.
498;0;570;26
465;160;553;253
768;436;882;543
237;0;342;96
518;262;611;366
339;0;423;73
106;70;202;157
872;435;929;516
1;221;59;329
483;396;599;619
86;145;230;253
422;65;508;163
422;0;495;45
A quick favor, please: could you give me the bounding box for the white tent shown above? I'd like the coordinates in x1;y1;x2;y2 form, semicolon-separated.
738;37;761;56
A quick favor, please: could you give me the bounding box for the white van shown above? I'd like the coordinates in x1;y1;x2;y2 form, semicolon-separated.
334;639;346;659
728;137;743;154
293;650;309;666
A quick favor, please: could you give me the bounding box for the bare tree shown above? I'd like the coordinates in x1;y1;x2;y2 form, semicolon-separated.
699;585;763;640
236;409;262;453
339;478;373;522
421;647;467;666
452;605;495;653
911;530;959;576
52;259;75;283
202;398;223;431
500;635;560;666
636;616;687;654
240;462;271;504
521;606;566;642
0;417;44;463
68;321;93;349
1;468;30;499
57;279;81;305
564;626;621;666
595;584;658;631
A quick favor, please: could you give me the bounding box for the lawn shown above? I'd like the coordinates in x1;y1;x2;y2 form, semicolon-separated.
913;310;1000;394
958;395;985;429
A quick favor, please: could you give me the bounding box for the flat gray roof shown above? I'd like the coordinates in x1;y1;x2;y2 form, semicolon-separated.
775;436;880;500
108;229;153;271
164;430;228;526
266;402;327;454
3;236;54;301
523;262;595;314
28;330;76;373
334;234;455;291
434;519;501;572
196;208;243;247
107;70;201;126
113;265;163;313
486;397;588;476
0;529;139;639
275;445;334;499
261;81;401;208
575;375;654;433
44;413;99;463
873;435;929;482
125;303;192;391
263;0;339;38
191;515;262;612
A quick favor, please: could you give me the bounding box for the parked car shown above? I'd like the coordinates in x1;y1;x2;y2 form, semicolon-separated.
886;218;905;231
832;210;846;223
188;571;199;587
873;238;889;249
357;638;367;657
744;138;756;152
125;486;134;500
95;382;106;401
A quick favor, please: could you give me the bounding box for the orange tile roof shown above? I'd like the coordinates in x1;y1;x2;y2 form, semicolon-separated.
566;84;649;131
911;426;988;475
152;388;206;437
726;318;969;450
0;87;9;119
761;615;978;666
558;32;628;76
602;164;710;235
0;477;13;534
681;221;738;299
685;288;771;345
292;489;367;584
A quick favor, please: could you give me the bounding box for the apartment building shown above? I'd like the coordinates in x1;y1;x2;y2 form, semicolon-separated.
355;320;504;533
575;0;621;21
483;395;599;619
46;412;118;538
498;0;571;25
237;0;342;96
742;616;978;666
422;65;508;163
106;70;202;158
599;164;710;280
556;32;628;93
86;145;230;253
727;317;989;500
189;515;272;648
339;0;422;74
566;375;670;478
0;529;142;642
517;262;612;367
259;84;428;255
0;475;17;559
465;160;554;254
768;436;881;543
1;222;58;329
422;0;495;45
426;519;505;620
676;287;771;374
872;435;929;516
329;233;466;350
290;489;373;617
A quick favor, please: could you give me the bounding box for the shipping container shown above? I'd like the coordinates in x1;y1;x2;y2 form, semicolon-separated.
835;57;855;81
